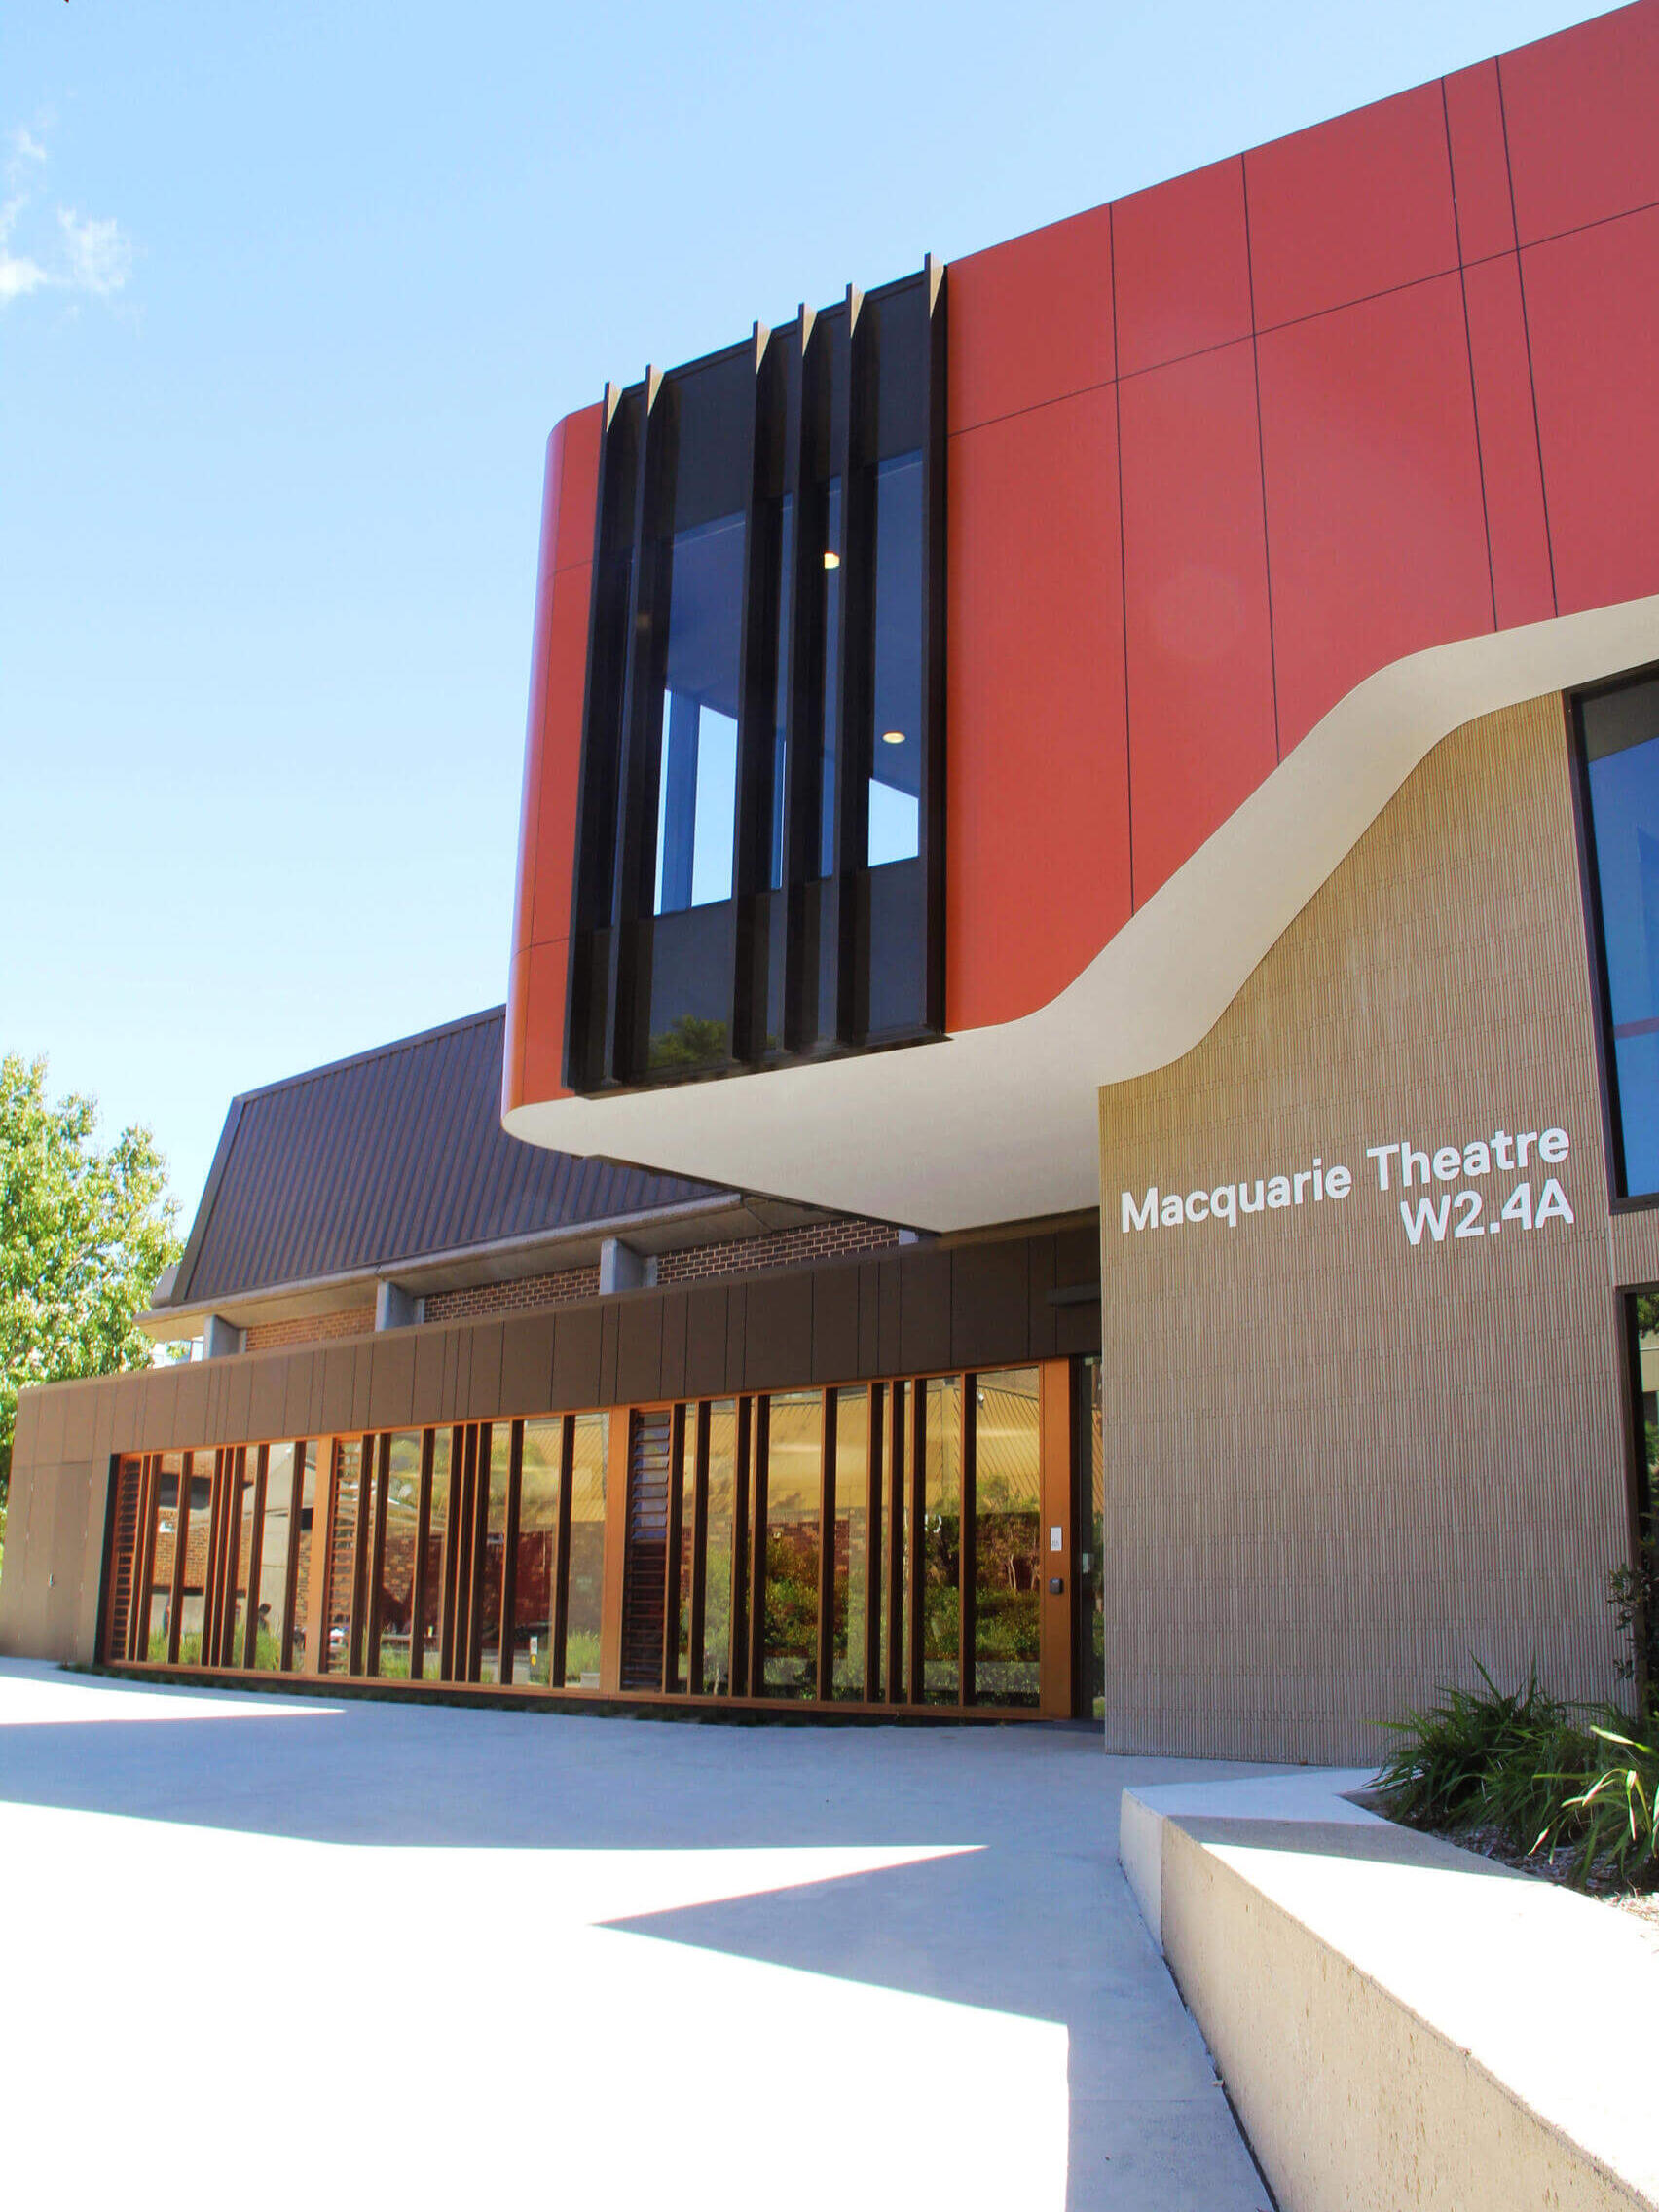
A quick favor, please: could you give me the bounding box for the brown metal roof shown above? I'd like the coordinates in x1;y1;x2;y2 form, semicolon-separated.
166;1009;728;1308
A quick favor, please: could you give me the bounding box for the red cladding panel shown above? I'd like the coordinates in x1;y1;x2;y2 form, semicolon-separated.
1114;158;1252;378
1443;61;1516;264
945;386;1129;1030
510;434;564;961
1258;275;1493;750
1500;1;1659;245
947;204;1114;435
1245;81;1458;329
529;557;594;949
508;941;571;1113
553;404;604;571
1120;340;1277;904
1523;203;1659;619
1462;254;1555;630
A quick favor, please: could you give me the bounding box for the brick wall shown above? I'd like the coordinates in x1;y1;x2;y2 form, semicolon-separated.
424;1264;600;1323
245;1306;374;1353
653;1216;899;1282
234;1219;903;1352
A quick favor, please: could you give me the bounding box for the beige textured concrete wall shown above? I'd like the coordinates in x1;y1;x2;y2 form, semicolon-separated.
1098;694;1635;1760
1155;1810;1658;2212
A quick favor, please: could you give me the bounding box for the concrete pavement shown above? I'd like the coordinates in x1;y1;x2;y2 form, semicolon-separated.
0;1662;1276;2209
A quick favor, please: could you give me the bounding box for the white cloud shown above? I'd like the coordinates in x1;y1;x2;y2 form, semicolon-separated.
58;207;130;296
0;123;132;310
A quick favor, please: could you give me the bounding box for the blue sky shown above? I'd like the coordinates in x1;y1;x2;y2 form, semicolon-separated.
2;0;1607;1224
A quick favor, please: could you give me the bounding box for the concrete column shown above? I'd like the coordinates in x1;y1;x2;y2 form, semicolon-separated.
202;1313;245;1359
375;1281;420;1331
599;1237;656;1294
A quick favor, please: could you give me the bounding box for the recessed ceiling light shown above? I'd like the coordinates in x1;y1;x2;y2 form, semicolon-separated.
881;729;905;745
823;549;840;570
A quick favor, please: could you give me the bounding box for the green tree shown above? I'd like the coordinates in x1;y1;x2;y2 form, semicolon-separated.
0;1053;182;1519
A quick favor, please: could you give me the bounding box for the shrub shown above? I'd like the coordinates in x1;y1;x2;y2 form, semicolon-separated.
1375;1667;1658;1890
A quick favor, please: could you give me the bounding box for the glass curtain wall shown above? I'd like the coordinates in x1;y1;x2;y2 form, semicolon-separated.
1579;674;1659;1194
103;1364;1070;1716
972;1370;1041;1707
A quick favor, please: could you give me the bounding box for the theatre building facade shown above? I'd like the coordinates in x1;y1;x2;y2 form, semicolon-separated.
7;2;1659;1757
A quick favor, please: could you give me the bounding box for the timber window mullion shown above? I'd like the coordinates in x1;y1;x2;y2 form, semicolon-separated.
242;1446;269;1672
410;1427;435;1683
687;1401;710;1695
278;1445;304;1675
866;1384;884;1700
961;1376;977;1707
662;1403;686;1694
366;1433;391;1677
130;1456;156;1663
166;1456;192;1665
816;1387;837;1701
551;1415;574;1688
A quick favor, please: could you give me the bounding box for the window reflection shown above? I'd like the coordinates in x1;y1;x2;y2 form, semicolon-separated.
973;1370;1040;1708
145;1454;182;1662
701;1400;738;1693
419;1430;451;1678
478;1427;510;1684
254;1444;296;1671
884;1382;909;1701
378;1432;423;1678
830;1387;869;1698
174;1453;214;1663
516;1419;562;1686
226;1449;257;1667
868;452;923;867
287;1443;317;1673
565;1411;608;1687
322;1440;366;1675
762;1391;822;1696
923;1378;961;1703
1581;676;1659;1194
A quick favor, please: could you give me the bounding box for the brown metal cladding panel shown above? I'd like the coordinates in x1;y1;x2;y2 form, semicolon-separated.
446;1329;472;1422
173;1362;210;1446
682;1286;729;1400
614;1299;664;1406
368;1332;418;1429
1054;1290;1103;1359
811;1265;859;1385
318;1346;357;1435
743;1269;811;1393
725;1285;748;1393
247;1353;287;1444
1052;1224;1100;1295
11;1386;39;1471
202;1362;223;1442
949;1238;1031;1373
33;1388;67;1466
59;1382;95;1463
857;1261;882;1375
499;1311;556;1415
875;1254;903;1375
140;1366;181;1452
465;1321;505;1419
0;1456;36;1653
46;1467;91;1655
550;1304;603;1409
1027;1236;1059;1361
111;1371;144;1454
1096;694;1631;1765
898;1248;951;1376
74;1454;113;1663
281;1351;316;1443
658;1292;689;1402
598;1306;619;1405
410;1327;448;1425
220;1357;254;1445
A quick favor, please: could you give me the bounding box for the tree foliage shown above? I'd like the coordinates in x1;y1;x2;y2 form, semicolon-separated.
0;1053;182;1503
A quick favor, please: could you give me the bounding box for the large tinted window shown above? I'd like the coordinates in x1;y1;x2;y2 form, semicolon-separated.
569;267;940;1088
1581;675;1659;1196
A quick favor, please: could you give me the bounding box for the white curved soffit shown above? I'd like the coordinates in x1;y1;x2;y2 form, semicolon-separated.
506;597;1659;1233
